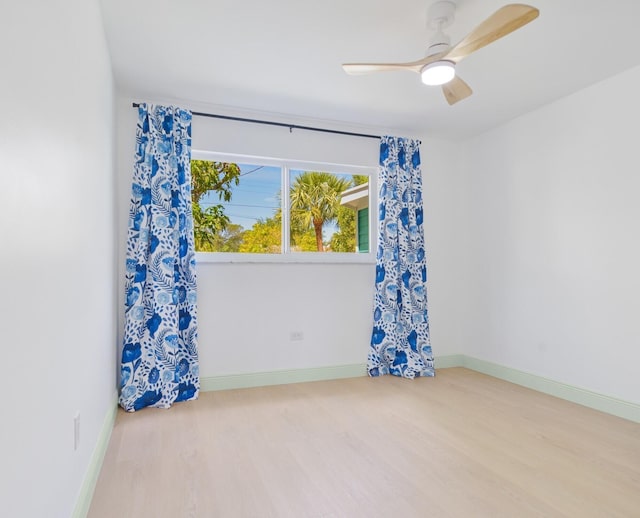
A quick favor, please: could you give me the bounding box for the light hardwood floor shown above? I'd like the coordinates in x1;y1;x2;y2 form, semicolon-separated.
88;368;640;517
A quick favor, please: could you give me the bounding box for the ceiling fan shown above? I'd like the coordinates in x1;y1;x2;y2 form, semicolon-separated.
342;2;539;105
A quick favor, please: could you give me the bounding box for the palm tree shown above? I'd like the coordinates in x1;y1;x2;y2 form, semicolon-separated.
290;172;352;251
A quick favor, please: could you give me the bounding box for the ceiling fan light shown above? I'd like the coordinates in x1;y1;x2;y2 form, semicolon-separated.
421;60;456;86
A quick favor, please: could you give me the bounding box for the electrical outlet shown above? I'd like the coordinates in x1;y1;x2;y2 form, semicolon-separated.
74;412;81;451
290;331;304;341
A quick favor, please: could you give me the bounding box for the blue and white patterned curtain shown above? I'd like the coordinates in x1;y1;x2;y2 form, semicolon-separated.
119;104;200;412
369;136;434;378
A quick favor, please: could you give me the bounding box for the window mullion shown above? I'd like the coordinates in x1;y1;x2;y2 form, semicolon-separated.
282;165;290;254
369;173;377;257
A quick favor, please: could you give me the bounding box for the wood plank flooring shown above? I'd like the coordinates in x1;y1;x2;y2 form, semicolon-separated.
87;368;640;517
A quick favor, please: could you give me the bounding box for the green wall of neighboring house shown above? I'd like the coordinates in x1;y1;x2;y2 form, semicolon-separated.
358;207;369;253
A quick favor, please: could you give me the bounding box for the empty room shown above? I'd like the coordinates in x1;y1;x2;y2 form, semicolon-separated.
2;1;639;517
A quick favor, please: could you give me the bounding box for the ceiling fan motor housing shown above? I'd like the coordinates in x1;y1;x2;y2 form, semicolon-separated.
427;41;450;57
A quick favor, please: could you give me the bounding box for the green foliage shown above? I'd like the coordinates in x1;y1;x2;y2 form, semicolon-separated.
191;160;240;202
330;205;356;252
192;201;229;250
291;228;318;252
197;223;245;253
239;216;281;253
190;160;241;251
290;172;352;252
238;208;316;252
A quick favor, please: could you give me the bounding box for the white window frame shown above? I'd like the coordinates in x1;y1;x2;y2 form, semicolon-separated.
192;150;377;264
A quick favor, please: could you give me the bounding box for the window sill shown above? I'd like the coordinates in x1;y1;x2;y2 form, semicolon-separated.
195;252;376;265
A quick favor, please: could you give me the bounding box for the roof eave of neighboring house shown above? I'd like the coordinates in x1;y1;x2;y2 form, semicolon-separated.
340;182;369;211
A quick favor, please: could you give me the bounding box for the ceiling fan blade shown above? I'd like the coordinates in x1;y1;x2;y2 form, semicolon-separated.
442;76;473;105
342;54;442;75
445;4;539;63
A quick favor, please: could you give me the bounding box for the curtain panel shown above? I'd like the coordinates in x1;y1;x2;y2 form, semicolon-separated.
119;104;200;412
369;136;434;378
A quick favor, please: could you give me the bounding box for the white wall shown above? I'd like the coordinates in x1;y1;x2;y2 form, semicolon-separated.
116;99;460;379
0;1;116;516
422;140;473;358
459;65;640;404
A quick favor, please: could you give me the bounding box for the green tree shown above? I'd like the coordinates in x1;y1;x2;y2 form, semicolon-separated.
198;223;245;252
190;160;241;250
238;208;317;253
330;175;369;253
330;206;356;252
291;227;317;251
239;216;281;253
352;175;369;186
290;172;352;252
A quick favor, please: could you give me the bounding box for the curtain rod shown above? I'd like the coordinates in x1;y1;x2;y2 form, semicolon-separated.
132;103;381;140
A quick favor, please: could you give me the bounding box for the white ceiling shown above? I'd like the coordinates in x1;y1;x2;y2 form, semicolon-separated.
100;0;640;139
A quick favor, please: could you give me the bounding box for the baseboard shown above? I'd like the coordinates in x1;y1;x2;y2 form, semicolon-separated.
200;355;468;392
433;354;466;369
201;363;369;391
72;391;118;518
459;356;640;424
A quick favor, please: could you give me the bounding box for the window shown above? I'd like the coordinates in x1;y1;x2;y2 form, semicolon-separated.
191;151;375;263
